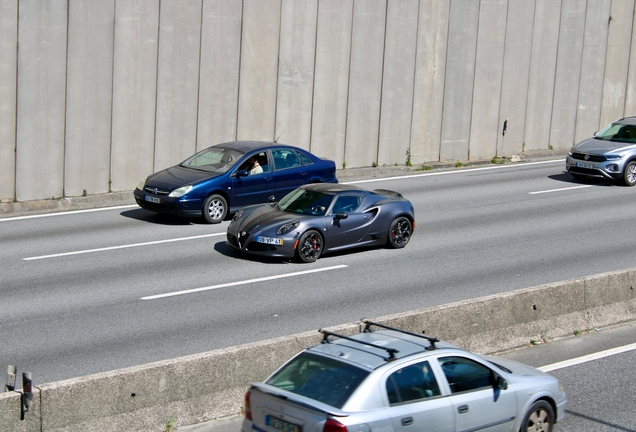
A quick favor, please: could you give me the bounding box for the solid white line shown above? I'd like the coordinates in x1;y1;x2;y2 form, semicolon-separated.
529;185;593;195
538;342;636;372
141;264;349;300
0;204;138;222
346;159;564;185
23;233;225;261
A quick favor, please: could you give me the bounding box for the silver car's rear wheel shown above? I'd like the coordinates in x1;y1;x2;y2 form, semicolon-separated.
623;161;636;186
387;216;412;249
297;230;322;263
520;400;554;432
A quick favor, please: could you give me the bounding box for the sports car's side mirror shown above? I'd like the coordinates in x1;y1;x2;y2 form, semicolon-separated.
268;195;276;204
335;212;348;220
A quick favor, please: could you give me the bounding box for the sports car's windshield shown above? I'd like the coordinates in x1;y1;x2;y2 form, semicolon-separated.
595;123;636;144
277;189;334;216
180;147;244;173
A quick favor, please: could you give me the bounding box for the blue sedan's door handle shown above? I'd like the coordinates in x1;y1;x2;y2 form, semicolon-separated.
401;417;413;426
458;404;469;414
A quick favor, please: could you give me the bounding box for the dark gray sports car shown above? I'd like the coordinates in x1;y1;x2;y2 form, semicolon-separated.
226;183;415;263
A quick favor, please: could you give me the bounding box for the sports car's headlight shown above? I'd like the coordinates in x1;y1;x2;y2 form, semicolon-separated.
136;177;147;191
277;221;300;235
168;185;193;198
232;209;244;221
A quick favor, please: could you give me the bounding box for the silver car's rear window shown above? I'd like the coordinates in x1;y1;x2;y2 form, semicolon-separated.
266;352;370;408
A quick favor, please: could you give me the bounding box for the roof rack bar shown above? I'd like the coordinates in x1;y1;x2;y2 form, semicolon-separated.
362;319;439;350
319;329;399;360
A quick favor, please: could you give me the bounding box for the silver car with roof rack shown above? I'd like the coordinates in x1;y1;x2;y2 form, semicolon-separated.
242;320;566;432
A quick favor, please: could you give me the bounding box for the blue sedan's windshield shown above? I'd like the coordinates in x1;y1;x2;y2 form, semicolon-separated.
595;123;636;144
181;147;244;173
277;189;334;216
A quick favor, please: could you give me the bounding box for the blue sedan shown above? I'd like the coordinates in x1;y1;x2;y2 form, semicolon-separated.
134;141;338;223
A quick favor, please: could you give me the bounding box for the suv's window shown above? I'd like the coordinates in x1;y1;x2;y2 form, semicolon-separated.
266;352;370;408
438;357;494;394
386;361;441;405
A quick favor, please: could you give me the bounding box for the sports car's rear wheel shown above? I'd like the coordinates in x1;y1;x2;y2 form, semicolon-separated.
520;400;554;432
623;161;636;186
203;194;227;224
297;230;323;263
387;216;412;249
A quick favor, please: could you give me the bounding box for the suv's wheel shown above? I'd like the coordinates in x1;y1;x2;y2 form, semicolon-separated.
623;161;636;186
520;400;554;432
387;216;412;249
203;194;227;224
296;230;322;263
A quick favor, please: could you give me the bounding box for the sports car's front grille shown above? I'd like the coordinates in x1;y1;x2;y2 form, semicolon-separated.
570;152;607;162
143;185;171;195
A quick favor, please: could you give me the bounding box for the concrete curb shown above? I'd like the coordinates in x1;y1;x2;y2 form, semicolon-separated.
1;264;633;431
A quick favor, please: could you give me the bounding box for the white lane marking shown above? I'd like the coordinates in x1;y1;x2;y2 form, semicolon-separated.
529;185;593;195
141;264;349;300
23;233;225;261
538;342;636;372
0;204;138;222
345;159;564;184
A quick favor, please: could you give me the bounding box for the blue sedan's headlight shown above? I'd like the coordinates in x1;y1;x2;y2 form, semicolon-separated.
277;221;300;235
168;185;193;198
232;209;244;221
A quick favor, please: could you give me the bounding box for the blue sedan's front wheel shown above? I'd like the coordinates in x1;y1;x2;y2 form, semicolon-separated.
387;217;412;249
203;194;227;224
296;230;323;263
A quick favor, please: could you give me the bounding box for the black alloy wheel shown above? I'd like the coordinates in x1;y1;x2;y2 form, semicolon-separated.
387;216;412;249
297;230;323;263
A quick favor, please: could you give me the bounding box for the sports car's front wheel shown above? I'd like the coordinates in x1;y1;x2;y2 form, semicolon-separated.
296;230;323;263
387;216;412;249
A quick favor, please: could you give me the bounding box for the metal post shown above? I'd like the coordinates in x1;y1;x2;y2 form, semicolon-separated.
21;372;32;420
5;365;16;392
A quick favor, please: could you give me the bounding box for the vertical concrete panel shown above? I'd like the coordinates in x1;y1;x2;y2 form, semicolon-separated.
378;0;418;166
198;0;242;149
64;1;115;197
575;0;610;142
469;0;507;160
549;0;586;149
310;0;353;168
524;0;561;150
15;0;67;201
345;0;386;168
110;0;159;191
601;0;634;126
155;0;202;170
497;0;535;157
410;0;450;164
237;0;281;141
625;4;636;115
440;0;479;161
275;0;317;149
0;0;17;202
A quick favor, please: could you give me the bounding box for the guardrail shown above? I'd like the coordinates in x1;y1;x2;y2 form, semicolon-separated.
2;267;635;431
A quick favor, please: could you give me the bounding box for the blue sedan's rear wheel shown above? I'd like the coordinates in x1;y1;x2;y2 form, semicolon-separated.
203;194;227;224
297;230;323;263
623;161;636;186
387;216;412;249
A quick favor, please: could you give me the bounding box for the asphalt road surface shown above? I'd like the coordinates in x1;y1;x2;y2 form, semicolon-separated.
2;158;636;388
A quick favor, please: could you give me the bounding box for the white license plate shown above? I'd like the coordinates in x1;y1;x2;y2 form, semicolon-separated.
144;195;161;204
576;162;595;169
256;236;283;245
266;416;300;432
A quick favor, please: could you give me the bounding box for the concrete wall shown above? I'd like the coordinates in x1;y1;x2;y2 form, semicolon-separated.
2;267;634;431
3;0;636;202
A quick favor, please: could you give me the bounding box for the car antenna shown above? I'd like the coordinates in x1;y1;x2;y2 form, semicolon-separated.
274;127;287;143
362;319;439;351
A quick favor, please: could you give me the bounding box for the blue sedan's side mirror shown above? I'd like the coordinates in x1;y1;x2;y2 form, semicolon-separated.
237;170;250;177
